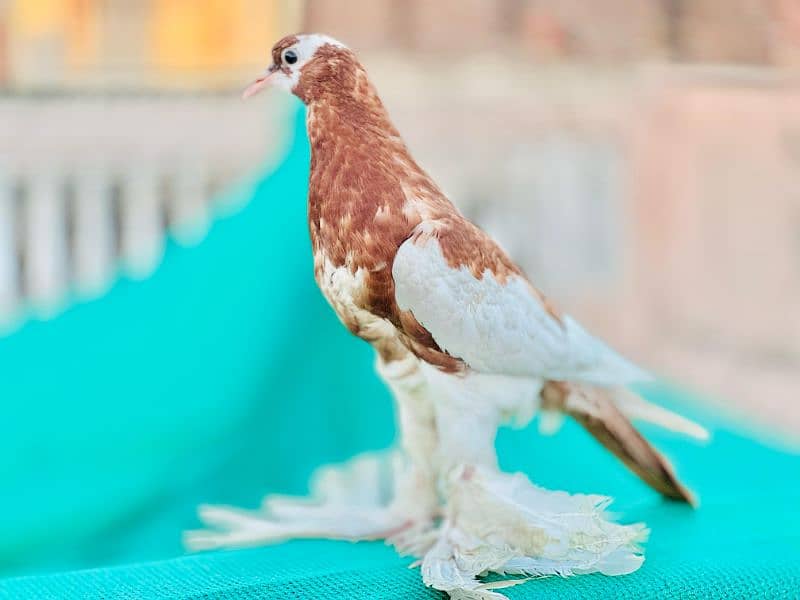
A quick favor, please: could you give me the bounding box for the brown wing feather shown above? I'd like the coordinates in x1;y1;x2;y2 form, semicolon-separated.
542;381;696;505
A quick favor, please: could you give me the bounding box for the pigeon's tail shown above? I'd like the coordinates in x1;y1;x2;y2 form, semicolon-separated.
541;381;698;505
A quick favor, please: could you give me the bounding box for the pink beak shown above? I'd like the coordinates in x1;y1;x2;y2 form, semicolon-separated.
242;67;277;100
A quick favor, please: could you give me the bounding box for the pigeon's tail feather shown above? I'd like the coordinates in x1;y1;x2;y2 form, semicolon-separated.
541;381;696;506
612;387;709;441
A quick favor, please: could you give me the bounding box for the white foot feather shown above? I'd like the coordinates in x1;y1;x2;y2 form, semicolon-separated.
421;465;646;598
184;450;437;552
187;455;646;599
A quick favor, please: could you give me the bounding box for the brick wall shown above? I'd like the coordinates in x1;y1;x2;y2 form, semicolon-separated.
628;75;800;431
306;0;800;66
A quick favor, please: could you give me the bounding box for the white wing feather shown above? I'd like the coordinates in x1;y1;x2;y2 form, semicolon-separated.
392;234;651;385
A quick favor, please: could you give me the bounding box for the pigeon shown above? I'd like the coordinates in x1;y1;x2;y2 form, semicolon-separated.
186;34;708;598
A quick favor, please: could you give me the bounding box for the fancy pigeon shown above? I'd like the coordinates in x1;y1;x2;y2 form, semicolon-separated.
186;34;708;598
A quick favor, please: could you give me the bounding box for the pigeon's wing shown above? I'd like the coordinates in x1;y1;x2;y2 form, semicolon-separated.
392;219;650;385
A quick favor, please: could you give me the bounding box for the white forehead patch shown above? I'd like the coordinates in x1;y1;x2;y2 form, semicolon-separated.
286;34;346;67
296;34;347;54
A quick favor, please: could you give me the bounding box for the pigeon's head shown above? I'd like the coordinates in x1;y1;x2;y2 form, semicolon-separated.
243;33;357;104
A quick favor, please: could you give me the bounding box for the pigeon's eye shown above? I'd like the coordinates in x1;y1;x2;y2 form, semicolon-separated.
282;49;298;66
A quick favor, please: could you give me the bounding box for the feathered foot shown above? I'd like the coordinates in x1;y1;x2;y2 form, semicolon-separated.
185;455;645;600
184;450;438;553
420;465;647;599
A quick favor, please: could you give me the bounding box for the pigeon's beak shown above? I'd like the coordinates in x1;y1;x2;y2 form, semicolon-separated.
242;65;278;100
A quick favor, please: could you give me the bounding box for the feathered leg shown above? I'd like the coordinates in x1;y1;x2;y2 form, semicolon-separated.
419;365;646;599
369;353;444;555
376;354;440;528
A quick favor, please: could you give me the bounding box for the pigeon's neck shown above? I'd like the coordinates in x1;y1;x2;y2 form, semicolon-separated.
305;95;445;212
306;94;408;161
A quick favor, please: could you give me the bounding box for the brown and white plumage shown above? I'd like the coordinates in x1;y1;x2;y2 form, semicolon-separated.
188;34;707;598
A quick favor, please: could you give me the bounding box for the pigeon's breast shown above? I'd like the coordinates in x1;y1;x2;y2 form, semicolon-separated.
315;252;400;348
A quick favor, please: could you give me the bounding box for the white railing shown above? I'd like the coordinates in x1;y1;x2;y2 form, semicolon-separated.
0;93;287;330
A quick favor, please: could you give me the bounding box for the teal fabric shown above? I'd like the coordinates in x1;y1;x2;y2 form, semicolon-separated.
1;102;798;598
0;102;391;576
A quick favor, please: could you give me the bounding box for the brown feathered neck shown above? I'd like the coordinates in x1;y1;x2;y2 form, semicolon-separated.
303;46;452;264
301;47;404;155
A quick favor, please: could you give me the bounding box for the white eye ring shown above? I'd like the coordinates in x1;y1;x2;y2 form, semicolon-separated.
281;48;299;66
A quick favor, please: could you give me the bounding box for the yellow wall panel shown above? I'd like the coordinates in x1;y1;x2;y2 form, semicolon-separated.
64;0;98;68
5;0;287;87
150;0;277;71
10;0;66;37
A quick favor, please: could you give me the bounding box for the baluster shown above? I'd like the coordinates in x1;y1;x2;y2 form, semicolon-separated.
24;169;69;316
0;168;20;327
169;161;209;246
120;165;164;279
73;167;115;298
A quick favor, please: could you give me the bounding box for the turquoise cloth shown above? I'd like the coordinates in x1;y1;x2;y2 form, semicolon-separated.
1;104;798;597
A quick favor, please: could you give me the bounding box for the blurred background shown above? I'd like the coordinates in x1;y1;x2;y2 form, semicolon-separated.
0;0;798;583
